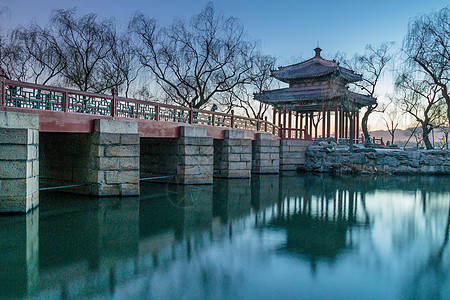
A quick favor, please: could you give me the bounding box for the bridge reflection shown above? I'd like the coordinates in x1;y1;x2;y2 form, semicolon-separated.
0;174;449;299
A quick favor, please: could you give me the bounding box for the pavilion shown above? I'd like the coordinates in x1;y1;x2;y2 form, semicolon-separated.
254;48;376;142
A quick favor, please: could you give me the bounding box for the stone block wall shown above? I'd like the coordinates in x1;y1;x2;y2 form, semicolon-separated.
89;119;140;196
40;120;140;197
305;143;450;175
279;139;312;171
140;126;213;184
252;132;280;174
214;130;252;178
178;127;213;184
0;112;39;213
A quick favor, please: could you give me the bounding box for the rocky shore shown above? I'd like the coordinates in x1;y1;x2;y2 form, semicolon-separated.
301;138;450;175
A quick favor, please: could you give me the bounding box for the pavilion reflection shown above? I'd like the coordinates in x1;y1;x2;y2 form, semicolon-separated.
265;174;372;272
3;174;448;299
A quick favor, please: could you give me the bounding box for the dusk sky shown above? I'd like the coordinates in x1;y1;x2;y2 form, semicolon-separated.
2;0;448;63
1;0;449;129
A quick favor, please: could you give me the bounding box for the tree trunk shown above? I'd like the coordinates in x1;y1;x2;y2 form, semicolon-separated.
446;97;450;125
349;111;354;151
441;86;450;124
422;123;433;149
362;105;376;146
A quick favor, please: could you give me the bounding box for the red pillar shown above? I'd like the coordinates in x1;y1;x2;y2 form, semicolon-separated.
321;105;326;139
288;111;292;139
356;111;359;144
304;112;309;138
283;108;287;138
300;113;304;139
295;112;299;138
327;110;331;138
309;112;314;138
273;107;277;126
335;104;339;139
344;111;348;139
278;109;282;134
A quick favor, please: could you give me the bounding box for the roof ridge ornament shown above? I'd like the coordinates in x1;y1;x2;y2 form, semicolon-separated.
314;47;322;58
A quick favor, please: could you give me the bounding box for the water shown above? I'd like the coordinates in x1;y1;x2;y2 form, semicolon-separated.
1;174;449;300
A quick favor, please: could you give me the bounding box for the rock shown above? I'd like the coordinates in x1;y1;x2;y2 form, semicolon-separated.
350;153;368;164
408;159;420;168
377;156;400;167
335;145;349;151
313;138;325;145
338;138;349;146
366;153;376;159
327;137;337;143
353;148;376;153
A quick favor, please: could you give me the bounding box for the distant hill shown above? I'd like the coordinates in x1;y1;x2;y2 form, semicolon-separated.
369;129;410;143
370;128;447;146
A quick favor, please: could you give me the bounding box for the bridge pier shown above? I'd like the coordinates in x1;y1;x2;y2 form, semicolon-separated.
252;132;280;174
177;126;213;184
89;119;140;196
214;130;252;178
0;111;39;213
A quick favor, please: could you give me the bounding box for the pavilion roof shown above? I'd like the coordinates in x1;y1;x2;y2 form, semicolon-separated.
271;48;362;84
254;85;376;111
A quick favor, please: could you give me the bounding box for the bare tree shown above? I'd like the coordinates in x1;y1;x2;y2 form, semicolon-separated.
15;24;65;85
223;53;276;119
337;42;394;145
310;112;324;139
130;3;256;109
50;9;117;93
437;125;450;149
433;99;450;149
396;72;443;149
102;34;140;97
0;29;30;81
404;7;450;123
382;107;401;145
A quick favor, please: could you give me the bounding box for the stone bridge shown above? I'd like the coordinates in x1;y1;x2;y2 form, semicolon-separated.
0;77;311;213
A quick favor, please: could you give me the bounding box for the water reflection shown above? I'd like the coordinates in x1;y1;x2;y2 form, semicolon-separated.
0;174;448;299
0;209;39;299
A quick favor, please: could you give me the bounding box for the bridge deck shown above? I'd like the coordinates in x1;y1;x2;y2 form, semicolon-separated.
0;77;311;140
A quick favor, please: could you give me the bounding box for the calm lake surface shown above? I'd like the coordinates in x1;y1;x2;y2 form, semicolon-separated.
1;174;449;300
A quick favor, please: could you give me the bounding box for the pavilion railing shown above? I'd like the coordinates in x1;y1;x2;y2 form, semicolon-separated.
0;77;284;136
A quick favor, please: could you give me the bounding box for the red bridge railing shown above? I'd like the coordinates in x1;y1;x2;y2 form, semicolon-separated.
0;77;281;135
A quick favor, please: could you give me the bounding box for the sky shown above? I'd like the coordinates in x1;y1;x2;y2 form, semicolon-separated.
1;0;449;129
2;0;448;62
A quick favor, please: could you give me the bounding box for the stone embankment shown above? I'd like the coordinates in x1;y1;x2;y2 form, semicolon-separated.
303;138;450;175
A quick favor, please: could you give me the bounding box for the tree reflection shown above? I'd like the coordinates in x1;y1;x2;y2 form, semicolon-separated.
268;177;371;272
406;193;450;299
2;174;449;299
